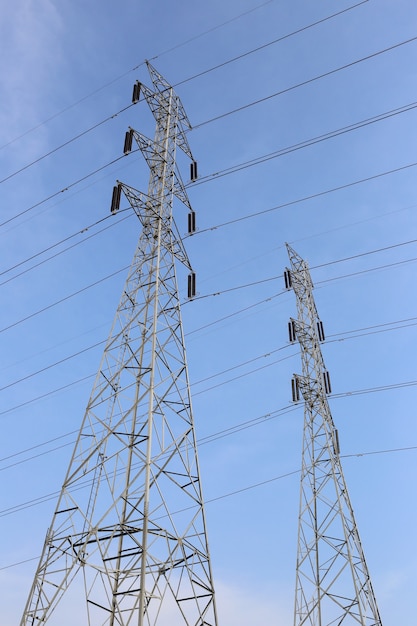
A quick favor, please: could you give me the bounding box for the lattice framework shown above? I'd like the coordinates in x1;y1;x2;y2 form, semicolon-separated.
21;62;218;626
286;243;382;626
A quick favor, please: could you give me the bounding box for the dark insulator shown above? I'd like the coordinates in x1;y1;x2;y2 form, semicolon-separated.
190;161;198;182
110;183;122;214
188;272;196;298
333;429;340;455
288;320;296;343
317;320;325;342
132;81;141;103
323;370;332;395
284;269;292;289
291;377;300;402
188;211;196;234
123;129;133;155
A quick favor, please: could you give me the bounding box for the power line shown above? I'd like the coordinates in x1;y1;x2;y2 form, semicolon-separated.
3;367;417;480
151;0;276;61
187;292;283;335
3;33;416;236
14;294;417;471
175;1;370;87
195;159;417;234
0;74;145;154
327;315;417;341
0;214;112;278
0;213;131;288
0;305;415;455
0;428;79;464
0;3;383;207
0;130;413;308
0;339;105;394
193;354;417;403
0;440;414;555
3;300;416;420
0;439;75;473
188;100;417;188
0;0;362;159
0;291;279;379
0;0;275;153
311;237;417;270
2;233;417;345
317;255;417;285
0;265;129;335
192;252;417;302
0;152;132;229
2;296;415;424
191;275;281;300
0;103;135;186
331;379;417;398
1;143;416;302
0;402;296;475
1;438;415;572
192;35;417;130
0;316;292;396
0;411;302;526
203;443;417;503
2;96;415;285
0;373;94;418
0;294;417;434
192;353;296;398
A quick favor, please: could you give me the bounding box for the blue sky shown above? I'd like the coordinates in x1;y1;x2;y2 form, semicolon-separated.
0;0;416;624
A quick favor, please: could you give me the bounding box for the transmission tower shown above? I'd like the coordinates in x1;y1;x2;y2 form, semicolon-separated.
21;62;218;626
285;243;382;626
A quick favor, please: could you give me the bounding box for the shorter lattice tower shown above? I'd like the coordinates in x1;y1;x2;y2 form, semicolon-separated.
285;243;382;626
20;63;218;626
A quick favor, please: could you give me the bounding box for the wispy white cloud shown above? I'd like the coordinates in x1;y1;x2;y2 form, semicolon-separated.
377;564;413;601
4;569;292;626
215;578;292;625
0;0;63;150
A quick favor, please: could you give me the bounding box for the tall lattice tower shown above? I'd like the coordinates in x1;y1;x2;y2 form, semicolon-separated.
20;63;218;626
285;243;382;626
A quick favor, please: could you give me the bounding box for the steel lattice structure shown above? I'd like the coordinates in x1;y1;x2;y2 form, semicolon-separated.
21;63;218;626
285;243;382;626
